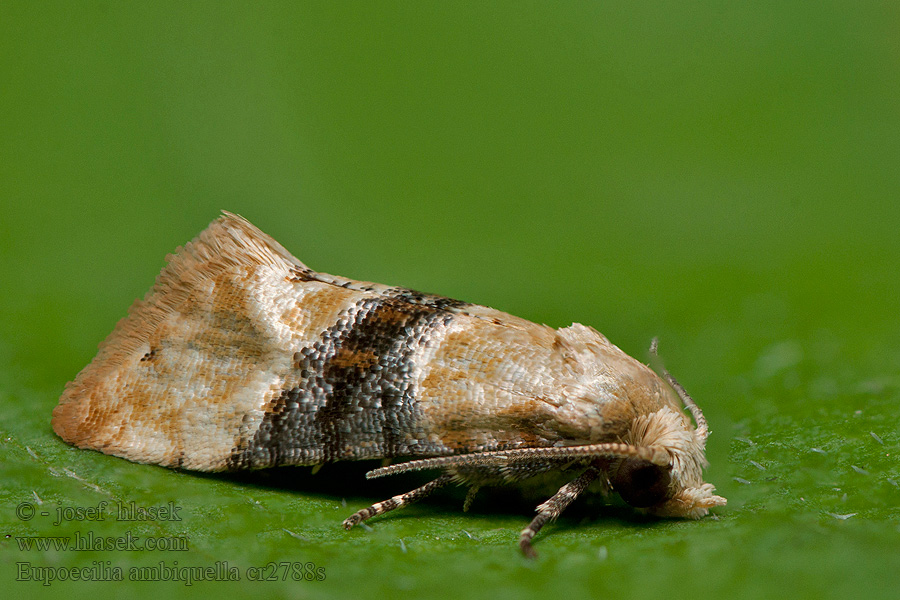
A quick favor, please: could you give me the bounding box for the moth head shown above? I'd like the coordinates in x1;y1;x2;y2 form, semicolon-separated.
609;457;672;508
551;328;727;518
619;405;726;519
625;339;727;518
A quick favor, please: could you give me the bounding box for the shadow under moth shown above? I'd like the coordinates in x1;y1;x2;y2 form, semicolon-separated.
52;212;725;557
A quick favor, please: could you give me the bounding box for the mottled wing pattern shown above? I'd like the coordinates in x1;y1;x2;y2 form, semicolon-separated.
52;213;568;471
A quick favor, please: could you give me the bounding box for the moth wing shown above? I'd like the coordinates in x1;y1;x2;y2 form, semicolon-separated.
52;213;334;471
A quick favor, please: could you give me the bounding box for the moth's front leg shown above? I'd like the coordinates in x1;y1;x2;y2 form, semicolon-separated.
519;466;602;559
342;473;454;529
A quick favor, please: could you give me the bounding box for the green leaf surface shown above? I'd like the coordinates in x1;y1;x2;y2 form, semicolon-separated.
2;2;898;599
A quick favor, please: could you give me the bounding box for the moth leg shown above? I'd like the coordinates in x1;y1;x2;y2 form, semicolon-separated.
342;473;454;530
519;466;601;559
463;485;480;512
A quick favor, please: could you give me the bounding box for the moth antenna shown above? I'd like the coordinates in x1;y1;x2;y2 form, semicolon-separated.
365;443;670;479
649;338;709;445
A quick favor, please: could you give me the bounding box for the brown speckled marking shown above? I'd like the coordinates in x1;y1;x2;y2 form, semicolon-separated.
228;293;467;469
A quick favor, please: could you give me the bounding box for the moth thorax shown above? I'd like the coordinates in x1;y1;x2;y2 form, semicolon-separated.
610;458;673;508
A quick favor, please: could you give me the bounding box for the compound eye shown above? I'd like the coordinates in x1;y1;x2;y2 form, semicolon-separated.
612;458;672;508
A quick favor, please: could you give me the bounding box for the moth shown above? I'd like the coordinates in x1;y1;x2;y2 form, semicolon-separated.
53;212;725;557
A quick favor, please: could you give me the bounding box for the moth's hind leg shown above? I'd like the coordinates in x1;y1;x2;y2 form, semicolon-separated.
519;466;601;559
342;473;454;530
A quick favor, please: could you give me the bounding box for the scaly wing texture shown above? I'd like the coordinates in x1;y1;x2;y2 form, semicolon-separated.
53;213;676;472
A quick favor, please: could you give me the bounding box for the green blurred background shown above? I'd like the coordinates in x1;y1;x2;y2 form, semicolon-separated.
1;2;898;599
